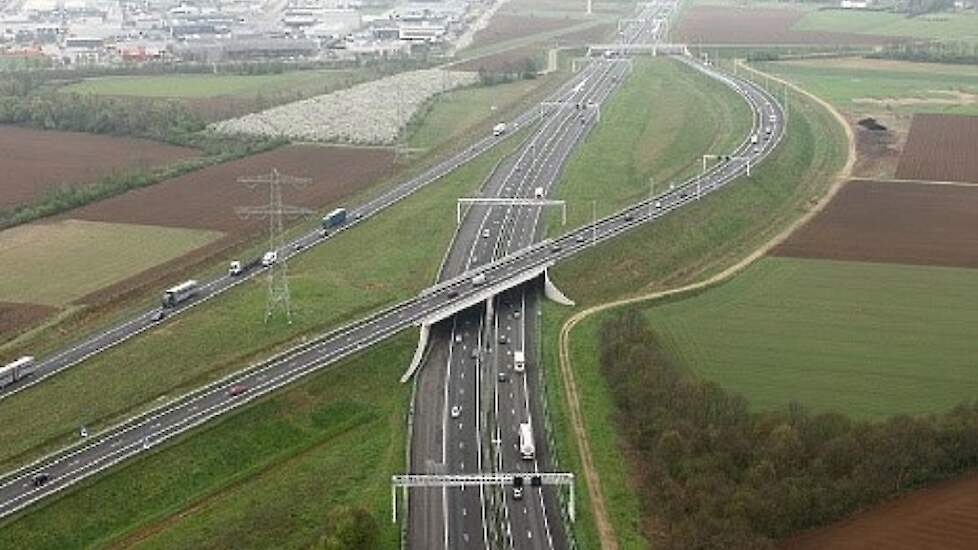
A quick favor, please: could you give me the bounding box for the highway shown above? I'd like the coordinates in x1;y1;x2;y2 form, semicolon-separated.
0;49;604;402
0;4;787;533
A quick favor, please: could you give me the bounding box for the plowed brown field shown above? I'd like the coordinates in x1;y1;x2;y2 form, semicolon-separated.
676;6;895;45
0;302;57;338
784;472;978;550
773;180;978;268
468;14;577;50
0;125;197;208
896;114;978;183
64;144;394;233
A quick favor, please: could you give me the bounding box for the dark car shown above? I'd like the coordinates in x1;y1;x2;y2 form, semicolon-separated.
32;473;50;487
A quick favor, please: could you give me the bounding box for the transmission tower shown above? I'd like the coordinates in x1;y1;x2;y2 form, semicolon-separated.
235;169;314;324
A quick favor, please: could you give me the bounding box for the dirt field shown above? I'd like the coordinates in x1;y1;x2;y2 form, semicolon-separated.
675;6;895;45
64;144;394;233
467;13;579;51
896;114;978;183
773;180;978;268
0;302;58;338
0;125;197;208
456;21;614;73
784;472;978;550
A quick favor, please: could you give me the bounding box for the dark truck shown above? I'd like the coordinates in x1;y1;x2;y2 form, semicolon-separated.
321;208;348;236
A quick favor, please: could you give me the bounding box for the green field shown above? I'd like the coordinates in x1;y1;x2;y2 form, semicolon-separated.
60;69;362;98
642;256;978;419
0;130;526;472
549;57;753;232
0;220;222;306
541;72;847;549
0;331;413;549
760;57;978;117
794;9;978;43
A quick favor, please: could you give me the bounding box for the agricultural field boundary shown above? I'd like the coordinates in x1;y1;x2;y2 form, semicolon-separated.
555;59;854;550
850;176;978;188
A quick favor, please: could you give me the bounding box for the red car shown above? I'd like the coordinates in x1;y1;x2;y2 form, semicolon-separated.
227;384;249;397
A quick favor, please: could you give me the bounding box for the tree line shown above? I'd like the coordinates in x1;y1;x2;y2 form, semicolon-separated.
598;310;978;549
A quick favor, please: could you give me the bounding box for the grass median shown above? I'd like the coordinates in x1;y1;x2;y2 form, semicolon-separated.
539;66;847;548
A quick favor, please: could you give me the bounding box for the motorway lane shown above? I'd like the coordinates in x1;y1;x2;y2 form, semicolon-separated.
0;47;785;524
0;50;607;402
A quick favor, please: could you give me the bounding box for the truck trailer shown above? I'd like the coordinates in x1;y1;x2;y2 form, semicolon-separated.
0;356;36;388
322;208;347;232
162;280;198;308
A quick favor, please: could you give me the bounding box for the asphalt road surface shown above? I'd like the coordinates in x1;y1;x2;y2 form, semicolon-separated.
0;2;786;531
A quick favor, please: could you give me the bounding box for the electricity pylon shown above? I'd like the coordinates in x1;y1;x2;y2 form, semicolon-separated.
236;169;314;324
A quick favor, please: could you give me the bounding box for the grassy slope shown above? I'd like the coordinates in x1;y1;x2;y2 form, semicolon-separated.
760;58;978;117
60;69;361;98
548;57;752;233
644;256;978;420
0;131;526;473
0;220;222;306
542;76;846;548
0;332;413;549
793;9;978;42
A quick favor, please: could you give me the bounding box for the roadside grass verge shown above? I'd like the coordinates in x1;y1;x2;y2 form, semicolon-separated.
0;332;413;549
547;57;753;233
643;256;978;420
540;73;846;548
0;129;528;473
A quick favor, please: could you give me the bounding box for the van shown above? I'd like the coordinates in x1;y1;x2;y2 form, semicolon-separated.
534;187;544;199
261;251;278;266
471;273;487;286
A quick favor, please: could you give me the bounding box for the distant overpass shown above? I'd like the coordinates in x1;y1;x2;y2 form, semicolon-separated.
588;43;689;56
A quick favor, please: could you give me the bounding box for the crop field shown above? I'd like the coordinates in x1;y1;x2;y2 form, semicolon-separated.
642;256;978;419
0;125;197;208
761;58;978;117
548;57;752;232
60;68;361;99
0;132;523;473
0;220;222;306
675;5;895;45
0;331;412;550
785;472;978;550
774;180;978;268
466;13;579;50
793;9;978;43
896;114;978;183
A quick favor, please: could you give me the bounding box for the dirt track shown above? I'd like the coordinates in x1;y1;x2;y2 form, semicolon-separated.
676;6;896;45
773;179;978;268
784;472;978;550
896;114;978;183
0;125;197;208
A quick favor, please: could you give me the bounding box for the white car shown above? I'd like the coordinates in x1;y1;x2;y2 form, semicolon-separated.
451;405;461;418
514;362;525;373
482;228;491;238
454;333;462;343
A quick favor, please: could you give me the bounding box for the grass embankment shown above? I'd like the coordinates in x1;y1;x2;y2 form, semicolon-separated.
642;256;978;420
759;57;978;117
0;129;528;473
0;220;222;306
0;332;414;549
540;70;847;548
548;57;752;233
60;69;363;98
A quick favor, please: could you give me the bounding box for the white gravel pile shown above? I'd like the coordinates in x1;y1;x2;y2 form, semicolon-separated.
209;68;479;145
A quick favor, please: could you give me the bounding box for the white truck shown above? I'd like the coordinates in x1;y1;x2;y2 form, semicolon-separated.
493;122;507;137
519;422;535;460
1;356;37;387
514;350;525;373
261;251;278;267
534;187;544;199
228;261;243;276
162;280;198;308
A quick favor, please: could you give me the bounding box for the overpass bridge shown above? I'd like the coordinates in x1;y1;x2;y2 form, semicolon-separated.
588;43;689;56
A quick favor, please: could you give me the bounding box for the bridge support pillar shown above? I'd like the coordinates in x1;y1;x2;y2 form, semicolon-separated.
400;323;431;383
544;269;575;307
